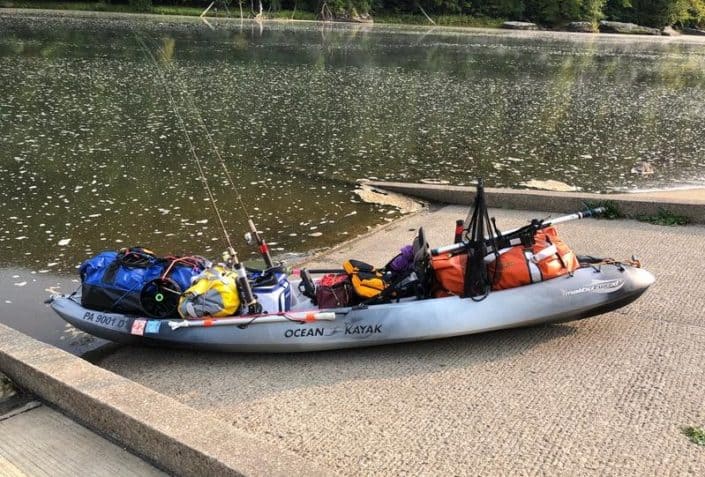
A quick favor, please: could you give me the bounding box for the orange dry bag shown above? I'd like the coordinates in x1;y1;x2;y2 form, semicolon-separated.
432;226;580;295
487;226;579;291
431;253;467;297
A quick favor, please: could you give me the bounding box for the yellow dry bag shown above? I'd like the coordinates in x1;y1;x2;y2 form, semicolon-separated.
178;266;241;319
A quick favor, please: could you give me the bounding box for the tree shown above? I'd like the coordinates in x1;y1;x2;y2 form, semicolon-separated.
129;0;153;12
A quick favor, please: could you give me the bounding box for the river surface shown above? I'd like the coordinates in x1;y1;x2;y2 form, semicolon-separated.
1;9;704;351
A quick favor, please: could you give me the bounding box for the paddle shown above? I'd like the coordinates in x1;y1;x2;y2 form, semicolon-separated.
431;207;606;257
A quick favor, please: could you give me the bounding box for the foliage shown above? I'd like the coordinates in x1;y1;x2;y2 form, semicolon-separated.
669;0;705;25
270;8;318;19
636;208;689;226
129;0;152;12
584;201;624;220
0;373;17;400
374;12;506;26
6;0;705;26
683;426;705;446
584;202;689;225
605;0;705;26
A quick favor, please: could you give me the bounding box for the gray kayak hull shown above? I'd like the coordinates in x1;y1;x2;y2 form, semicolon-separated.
51;264;654;353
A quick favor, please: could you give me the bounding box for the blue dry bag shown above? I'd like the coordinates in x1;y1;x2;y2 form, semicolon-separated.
80;247;206;316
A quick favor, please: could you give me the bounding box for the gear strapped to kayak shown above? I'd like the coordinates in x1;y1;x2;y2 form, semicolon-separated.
426;179;594;299
80;248;208;317
53;177;653;352
178;266;241;319
432;226;579;297
486;226;579;290
74;179;609;317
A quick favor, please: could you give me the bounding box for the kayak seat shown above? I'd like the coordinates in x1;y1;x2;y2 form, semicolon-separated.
298;269;317;303
343;260;388;299
411;227;433;298
363;227;433;303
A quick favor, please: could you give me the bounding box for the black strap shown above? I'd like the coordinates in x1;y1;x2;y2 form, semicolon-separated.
102;260;121;285
463;179;498;299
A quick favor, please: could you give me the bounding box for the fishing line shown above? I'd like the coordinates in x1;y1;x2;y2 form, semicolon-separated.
148;32;362;206
143;33;254;222
138;31;276;269
135;29;267;313
133;32;235;252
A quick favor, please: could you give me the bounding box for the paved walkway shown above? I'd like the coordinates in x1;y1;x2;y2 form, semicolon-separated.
623;187;705;201
0;402;165;476
96;206;705;475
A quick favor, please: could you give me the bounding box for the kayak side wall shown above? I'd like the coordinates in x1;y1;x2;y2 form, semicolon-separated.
52;265;654;353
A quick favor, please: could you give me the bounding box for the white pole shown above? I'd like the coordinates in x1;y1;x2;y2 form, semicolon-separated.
168;311;337;330
418;5;436;26
431;207;606;256
200;1;215;18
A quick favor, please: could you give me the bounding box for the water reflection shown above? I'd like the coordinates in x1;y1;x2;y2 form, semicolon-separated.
1;11;704;347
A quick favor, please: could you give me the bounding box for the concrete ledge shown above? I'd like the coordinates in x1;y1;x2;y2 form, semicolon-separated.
0;324;332;477
364;181;705;224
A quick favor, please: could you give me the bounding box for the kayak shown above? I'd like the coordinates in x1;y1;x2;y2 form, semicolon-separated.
50;262;654;353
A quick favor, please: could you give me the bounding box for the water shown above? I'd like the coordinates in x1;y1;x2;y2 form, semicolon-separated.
1;10;704;350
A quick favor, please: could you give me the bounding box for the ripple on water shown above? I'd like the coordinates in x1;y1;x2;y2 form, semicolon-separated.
0;12;704;274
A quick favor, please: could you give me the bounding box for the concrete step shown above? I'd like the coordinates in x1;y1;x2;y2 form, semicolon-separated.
0;404;165;477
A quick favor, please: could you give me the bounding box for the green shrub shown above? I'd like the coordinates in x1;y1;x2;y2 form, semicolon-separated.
636;208;689;226
684;426;705;446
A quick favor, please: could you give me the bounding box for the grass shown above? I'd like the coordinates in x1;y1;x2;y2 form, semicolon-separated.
683;426;705;446
269;9;318;21
0;373;17;400
584;201;624;220
4;1;206;16
374;13;505;28
584;201;689;226
636;208;689;226
152;5;207;16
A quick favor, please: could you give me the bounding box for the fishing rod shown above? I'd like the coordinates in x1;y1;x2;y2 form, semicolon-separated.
431;207;606;256
144;35;276;270
133;33;264;313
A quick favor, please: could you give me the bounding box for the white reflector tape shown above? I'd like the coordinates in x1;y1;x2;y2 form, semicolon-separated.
484;247;513;264
531;245;557;263
525;250;543;283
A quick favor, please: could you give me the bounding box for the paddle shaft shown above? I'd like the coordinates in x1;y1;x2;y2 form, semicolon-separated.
431;207;606;256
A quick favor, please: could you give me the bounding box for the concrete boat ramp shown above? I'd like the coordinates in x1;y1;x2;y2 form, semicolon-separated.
0;397;165;476
1;185;705;475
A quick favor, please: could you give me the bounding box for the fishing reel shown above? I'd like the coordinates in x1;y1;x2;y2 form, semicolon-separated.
140;278;182;318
